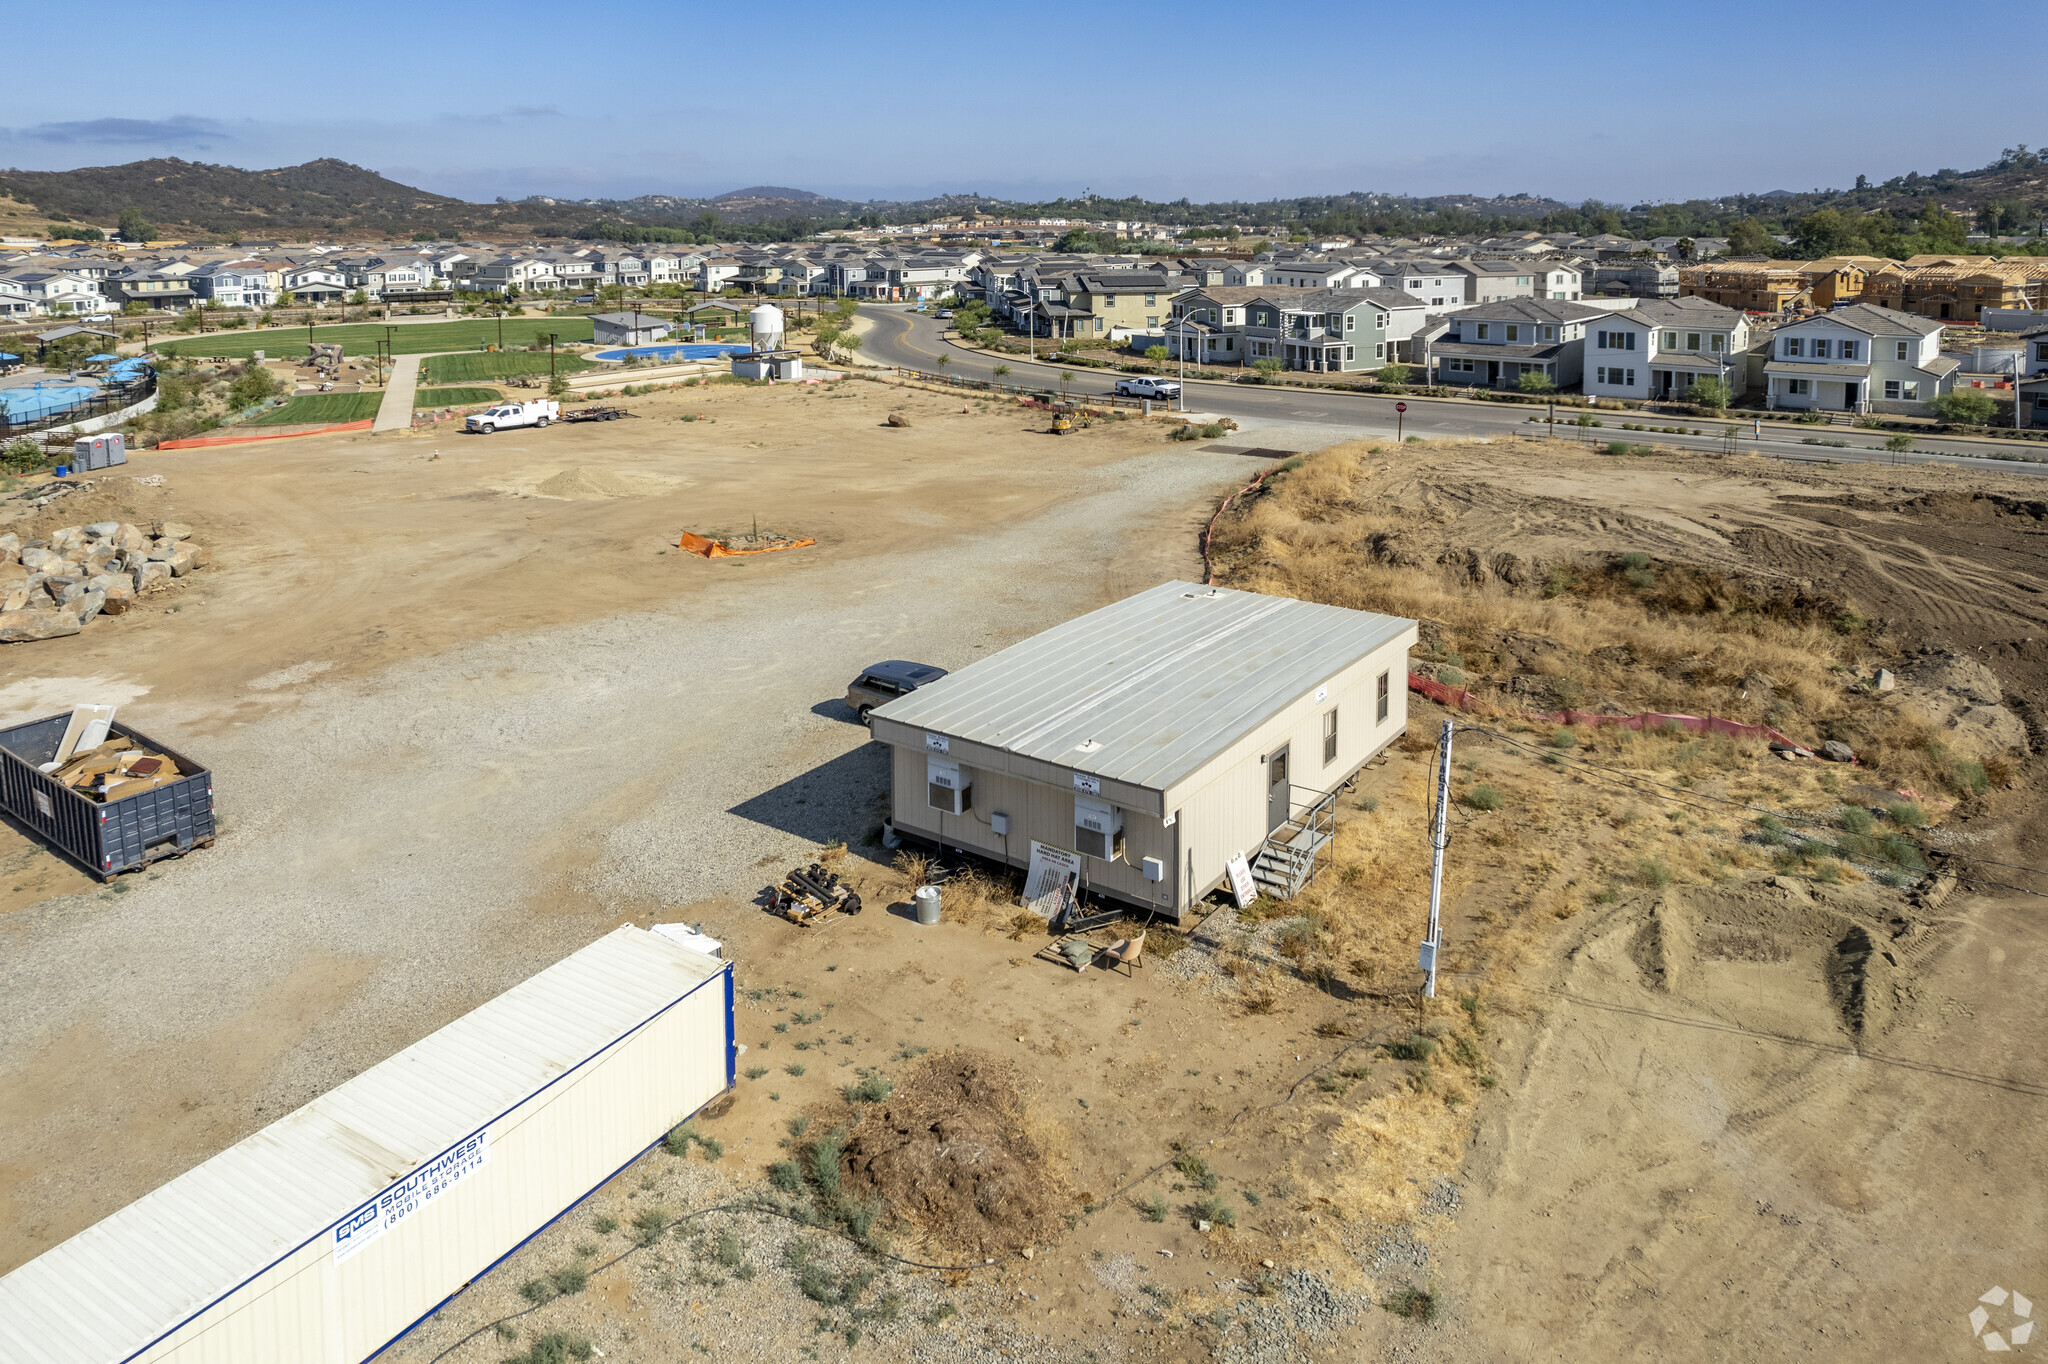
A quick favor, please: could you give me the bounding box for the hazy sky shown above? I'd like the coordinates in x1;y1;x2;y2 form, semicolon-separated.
6;0;2040;208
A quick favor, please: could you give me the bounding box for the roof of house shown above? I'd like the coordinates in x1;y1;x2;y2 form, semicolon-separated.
1761;361;1878;377
1433;340;1567;361
1621;297;1747;327
1781;302;1944;336
1450;298;1609;324
590;312;671;327
871;580;1414;795
0;928;725;1364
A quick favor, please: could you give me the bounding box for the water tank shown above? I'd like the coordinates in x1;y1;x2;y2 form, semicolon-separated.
748;303;784;354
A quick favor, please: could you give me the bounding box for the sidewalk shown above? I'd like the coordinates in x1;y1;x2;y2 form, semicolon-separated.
372;354;422;432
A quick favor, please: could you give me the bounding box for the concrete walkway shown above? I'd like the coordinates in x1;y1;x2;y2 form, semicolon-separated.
372;353;423;432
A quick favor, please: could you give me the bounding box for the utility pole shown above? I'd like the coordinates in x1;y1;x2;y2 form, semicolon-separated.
1420;719;1454;999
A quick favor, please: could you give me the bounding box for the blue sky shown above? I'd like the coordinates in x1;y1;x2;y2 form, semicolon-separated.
6;0;2042;208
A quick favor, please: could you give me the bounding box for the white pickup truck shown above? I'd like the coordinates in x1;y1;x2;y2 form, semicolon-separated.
1113;376;1181;399
465;400;559;434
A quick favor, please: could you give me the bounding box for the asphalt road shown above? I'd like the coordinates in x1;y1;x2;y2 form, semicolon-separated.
859;305;2048;479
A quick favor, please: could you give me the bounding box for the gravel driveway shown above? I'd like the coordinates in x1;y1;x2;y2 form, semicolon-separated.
0;434;1314;1269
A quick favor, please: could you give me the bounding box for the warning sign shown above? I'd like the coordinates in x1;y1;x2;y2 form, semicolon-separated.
1022;841;1083;921
1226;852;1257;908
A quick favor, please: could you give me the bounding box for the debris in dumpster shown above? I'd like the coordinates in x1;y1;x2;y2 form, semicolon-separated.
52;737;183;803
768;862;862;925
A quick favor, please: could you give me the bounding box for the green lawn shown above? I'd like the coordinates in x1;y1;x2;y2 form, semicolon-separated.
152;316;596;360
421;351;592;383
414;386;502;408
247;392;385;426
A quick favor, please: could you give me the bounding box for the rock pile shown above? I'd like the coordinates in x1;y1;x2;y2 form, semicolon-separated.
0;520;210;642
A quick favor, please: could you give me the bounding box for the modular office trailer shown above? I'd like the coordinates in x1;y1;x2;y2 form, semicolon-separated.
871;581;1417;919
0;927;734;1364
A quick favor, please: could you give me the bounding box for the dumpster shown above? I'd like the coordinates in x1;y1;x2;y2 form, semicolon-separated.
0;713;214;879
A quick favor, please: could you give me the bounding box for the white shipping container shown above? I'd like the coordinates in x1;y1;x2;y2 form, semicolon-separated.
0;926;733;1364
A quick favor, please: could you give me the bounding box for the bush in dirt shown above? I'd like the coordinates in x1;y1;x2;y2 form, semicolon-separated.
1461;784;1503;811
1931;389;1996;426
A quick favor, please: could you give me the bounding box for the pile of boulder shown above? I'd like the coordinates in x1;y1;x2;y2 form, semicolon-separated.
0;520;209;642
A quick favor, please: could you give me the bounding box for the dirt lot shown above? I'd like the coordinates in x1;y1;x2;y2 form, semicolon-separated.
4;414;2046;1363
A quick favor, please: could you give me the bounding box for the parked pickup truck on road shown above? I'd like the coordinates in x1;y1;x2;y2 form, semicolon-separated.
465;400;560;434
1113;377;1180;399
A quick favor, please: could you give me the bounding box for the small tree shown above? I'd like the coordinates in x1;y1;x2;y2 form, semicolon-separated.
547;372;570;400
992;363;1011;377
935;353;950;370
1516;368;1555;394
1884;433;1914;452
1688;376;1731;411
836;332;862;360
1145;345;1168;365
117;206;157;242
1930;389;1996;425
347;289;369;307
1376;362;1411;385
814;323;842;358
1253;357;1283;383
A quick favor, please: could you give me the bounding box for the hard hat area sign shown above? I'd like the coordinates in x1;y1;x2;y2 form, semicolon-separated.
333;1127;490;1264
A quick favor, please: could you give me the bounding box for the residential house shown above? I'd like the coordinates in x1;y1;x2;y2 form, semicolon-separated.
1170;287;1424;373
1427;299;1609;389
103;264;197;311
1863;259;2046;321
1761;303;1955;414
189;261;275;309
469;254;557;295
1796;256;1889;309
1373;261;1482;309
1588;261;1679;298
281;263;349;305
1448;260;1544;304
1263;261;1370;290
2016;325;2048;427
1221;261;1270;286
347;258;429;299
0;269;104;315
1581;297;1750;402
1678;261;1810;313
697;256;745;292
1059;271;1184;337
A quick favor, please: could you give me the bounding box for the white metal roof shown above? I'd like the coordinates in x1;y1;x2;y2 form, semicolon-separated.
875;581;1413;793
0;927;725;1364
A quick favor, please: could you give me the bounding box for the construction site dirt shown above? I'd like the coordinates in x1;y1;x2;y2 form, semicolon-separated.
1;383;2043;1363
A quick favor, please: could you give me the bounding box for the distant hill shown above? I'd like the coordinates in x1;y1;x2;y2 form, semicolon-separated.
713;186;822;203
0;151;2040;250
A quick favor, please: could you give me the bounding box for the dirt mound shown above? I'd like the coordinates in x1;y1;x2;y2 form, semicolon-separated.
531;466;677;500
838;1050;1070;1255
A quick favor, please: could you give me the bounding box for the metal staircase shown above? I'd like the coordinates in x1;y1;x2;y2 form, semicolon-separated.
1250;787;1338;899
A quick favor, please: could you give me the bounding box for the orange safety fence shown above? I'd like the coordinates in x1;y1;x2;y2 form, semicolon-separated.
677;532;817;558
158;419;374;450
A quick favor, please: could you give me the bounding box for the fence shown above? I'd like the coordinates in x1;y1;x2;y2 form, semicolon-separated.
1407;671;1809;750
0;375;156;442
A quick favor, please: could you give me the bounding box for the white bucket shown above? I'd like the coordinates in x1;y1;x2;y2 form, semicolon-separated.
913;885;941;925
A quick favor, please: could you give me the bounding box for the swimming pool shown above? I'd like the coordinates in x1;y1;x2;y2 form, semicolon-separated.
0;383;97;423
592;343;753;363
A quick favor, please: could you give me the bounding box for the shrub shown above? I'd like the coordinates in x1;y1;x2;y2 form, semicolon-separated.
1838;807;1874;835
1635;857;1673;887
1194;1195;1236;1229
1140;1194;1167;1222
1887;802;1929;829
843;1073;893;1103
550;1263;589;1295
506;1332;595;1364
1931;389;1996;426
1549;729;1578;750
1625;567;1656;589
768;1160;803;1192
1384;1287;1439;1322
1620;551;1650;570
1173;1152;1220;1192
1885;433;1914;453
1385;1034;1438;1061
1461;785;1503;811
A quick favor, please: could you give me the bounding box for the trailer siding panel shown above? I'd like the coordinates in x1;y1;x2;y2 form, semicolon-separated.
0;928;731;1364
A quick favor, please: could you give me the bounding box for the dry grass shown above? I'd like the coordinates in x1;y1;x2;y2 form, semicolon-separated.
1210;439;1970;799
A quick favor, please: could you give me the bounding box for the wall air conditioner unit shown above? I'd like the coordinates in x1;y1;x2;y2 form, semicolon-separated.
1074;794;1124;861
927;756;971;816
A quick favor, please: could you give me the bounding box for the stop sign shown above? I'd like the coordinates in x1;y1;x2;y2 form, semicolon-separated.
1395;401;1407;412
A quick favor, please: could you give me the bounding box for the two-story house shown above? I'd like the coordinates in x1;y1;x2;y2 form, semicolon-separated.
1582;296;1750;402
1063;271;1185;336
1263;260;1372;290
697;257;745;292
0;268;105;315
189;261;274;309
1447;259;1543;304
1428;298;1609;389
281;263;349;305
103;264;197;311
1369;261;1466;310
1167;287;1421;373
1762;302;1955;414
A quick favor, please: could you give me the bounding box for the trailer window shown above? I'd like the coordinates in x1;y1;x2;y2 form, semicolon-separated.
1376;671;1390;723
1323;708;1338;765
